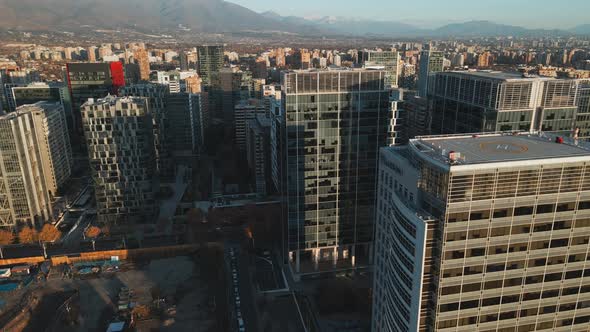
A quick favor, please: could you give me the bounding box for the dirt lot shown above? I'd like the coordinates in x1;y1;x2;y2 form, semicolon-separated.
0;255;220;332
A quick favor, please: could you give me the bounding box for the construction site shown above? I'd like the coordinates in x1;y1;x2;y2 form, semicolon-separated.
0;244;228;332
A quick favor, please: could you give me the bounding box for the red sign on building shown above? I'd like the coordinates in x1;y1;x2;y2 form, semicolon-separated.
109;62;125;92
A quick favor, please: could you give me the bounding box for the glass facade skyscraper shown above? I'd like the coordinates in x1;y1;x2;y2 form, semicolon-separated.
418;45;444;97
428;71;583;136
280;69;393;275
66;62;125;145
358;50;401;88
197;45;224;87
577;80;590;139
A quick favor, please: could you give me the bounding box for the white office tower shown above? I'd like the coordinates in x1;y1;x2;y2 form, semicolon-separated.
0;102;72;227
373;132;590;331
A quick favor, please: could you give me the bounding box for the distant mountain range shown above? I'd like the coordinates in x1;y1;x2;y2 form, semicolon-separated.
262;13;589;38
570;24;590;35
0;0;587;37
0;0;320;34
260;11;423;36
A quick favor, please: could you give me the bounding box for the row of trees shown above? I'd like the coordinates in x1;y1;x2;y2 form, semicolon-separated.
0;224;61;245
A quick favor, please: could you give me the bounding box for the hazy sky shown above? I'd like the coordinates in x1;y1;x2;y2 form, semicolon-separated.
228;0;590;29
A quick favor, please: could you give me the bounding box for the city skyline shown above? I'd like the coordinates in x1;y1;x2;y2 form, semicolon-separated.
0;4;590;330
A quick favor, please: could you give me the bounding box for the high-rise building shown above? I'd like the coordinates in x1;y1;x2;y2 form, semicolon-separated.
333;54;342;67
269;95;284;194
120;83;171;177
373;132;590;332
24;102;73;198
275;48;286;68
279;69;392;276
186;52;198;70
403;92;430;139
8;82;68;113
359;50;401;88
184;75;202;94
190;92;208;155
98;46;113;60
418;44;444;97
167;93;208;159
135;48;151;81
179;51;189;71
1;69;40;112
246;115;272;195
81;96;157;225
578;80;590;138
7;69;40;85
255;57;268;79
86;46;97;62
239;70;254;100
400;63;417;89
0;102;72;227
389;89;406;145
66;62;125;140
451;53;465;68
155;71;181;93
124;63;141;85
428;71;583;136
299;49;311;70
197;45;224;87
477;51;492;68
164;51;177;63
251;78;266;99
219;68;244;123
235;99;267;152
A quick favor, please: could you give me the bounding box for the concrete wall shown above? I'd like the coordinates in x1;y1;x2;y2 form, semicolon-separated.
0;244;199;267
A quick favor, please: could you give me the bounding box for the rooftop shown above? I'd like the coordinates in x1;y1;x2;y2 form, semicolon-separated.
9;101;62;116
411;132;590;166
13;82;62;88
285;67;385;74
235;98;265;108
444;70;554;81
81;95;145;107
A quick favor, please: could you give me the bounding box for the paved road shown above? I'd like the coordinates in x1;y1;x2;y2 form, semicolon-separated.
159;165;188;221
225;235;259;332
237;247;259;332
62;212;93;250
